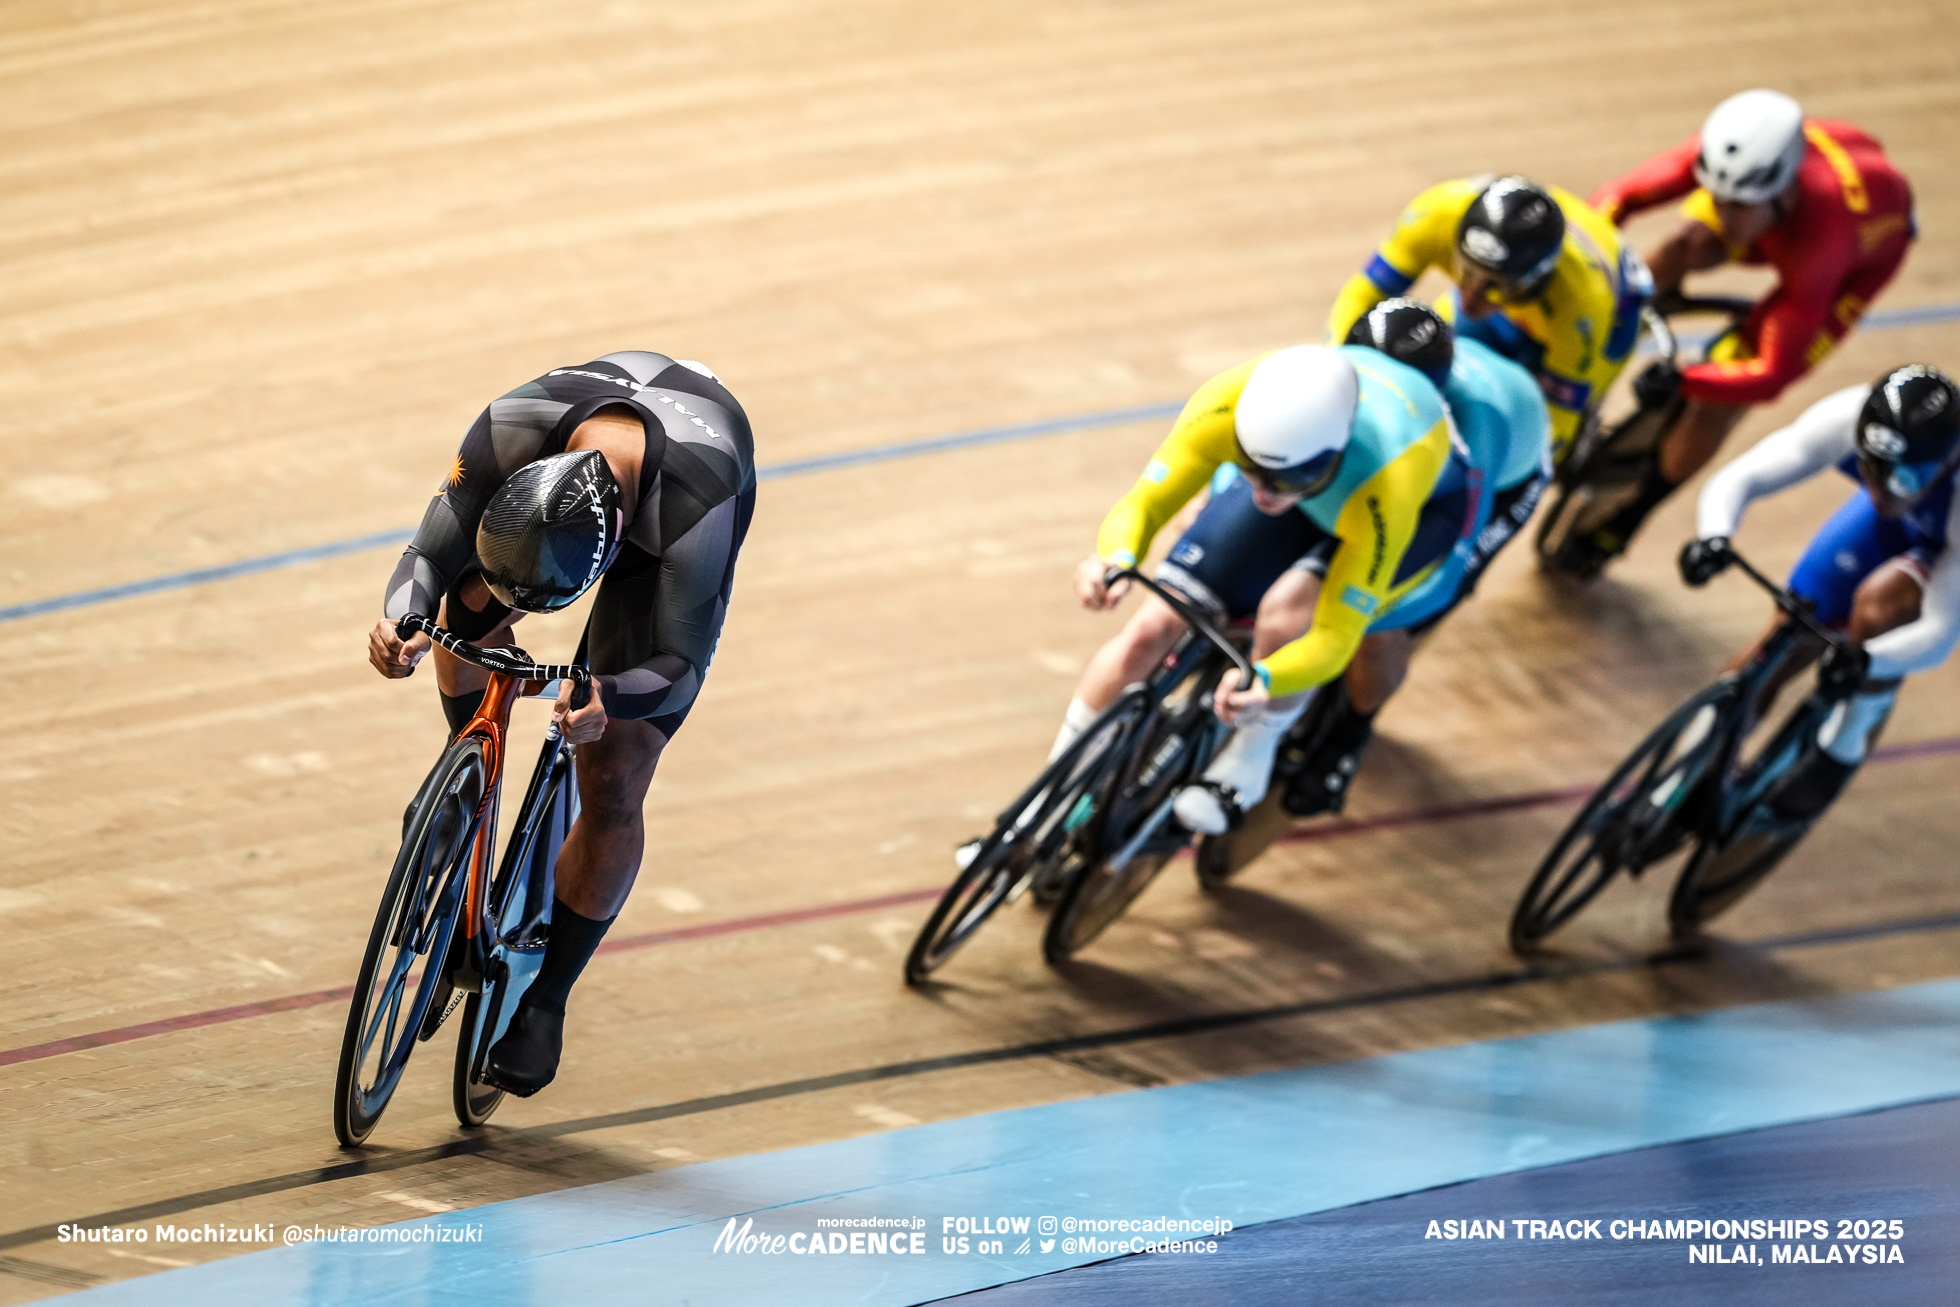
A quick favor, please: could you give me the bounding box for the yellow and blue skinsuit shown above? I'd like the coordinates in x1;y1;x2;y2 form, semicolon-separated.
1097;346;1454;696
1325;178;1643;465
1372;337;1551;632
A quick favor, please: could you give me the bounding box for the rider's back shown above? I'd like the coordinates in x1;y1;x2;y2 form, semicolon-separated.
1443;337;1552;492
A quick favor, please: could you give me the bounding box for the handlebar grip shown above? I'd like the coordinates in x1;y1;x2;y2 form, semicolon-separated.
569;675;592;711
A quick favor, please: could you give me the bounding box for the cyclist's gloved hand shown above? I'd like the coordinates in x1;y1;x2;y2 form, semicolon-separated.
1633;360;1683;411
1678;535;1734;587
1817;642;1871;699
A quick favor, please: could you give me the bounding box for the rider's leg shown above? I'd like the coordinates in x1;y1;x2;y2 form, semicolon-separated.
1591;400;1750;556
1658;398;1753;485
1773;554;1922;816
1172;565;1323;835
434;572;522;737
1059;597;1189;758
1735;485;1906;706
1818;559;1920;765
1278;630;1411;818
488;716;667;1095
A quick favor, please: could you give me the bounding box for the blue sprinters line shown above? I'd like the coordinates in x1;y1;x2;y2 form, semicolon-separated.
0;529;417;624
1867;301;1960;329
8;299;1960;626
0;404;1180;626
755;401;1183;481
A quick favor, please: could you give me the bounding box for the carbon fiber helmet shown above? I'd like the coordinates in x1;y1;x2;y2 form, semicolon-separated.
476;449;622;612
1456;177;1566;300
1855;364;1960;506
1345;297;1454;388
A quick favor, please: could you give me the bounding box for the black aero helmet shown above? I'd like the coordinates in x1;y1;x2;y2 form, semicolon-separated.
1855;364;1960;504
1456;177;1566;299
476;449;623;612
1345;297;1454;388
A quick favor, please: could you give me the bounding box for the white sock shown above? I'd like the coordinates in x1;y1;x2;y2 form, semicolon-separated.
1047;696;1100;762
1197;691;1313;809
1817;688;1896;766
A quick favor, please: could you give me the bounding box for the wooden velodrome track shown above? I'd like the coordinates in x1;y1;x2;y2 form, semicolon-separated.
4;0;1958;1296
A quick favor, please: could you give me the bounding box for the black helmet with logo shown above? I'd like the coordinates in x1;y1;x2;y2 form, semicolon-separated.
1455;177;1566;301
476;449;623;612
1345;297;1454;388
1856;364;1960;509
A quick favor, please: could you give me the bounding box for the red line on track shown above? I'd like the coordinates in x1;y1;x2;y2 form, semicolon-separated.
0;987;355;1069
6;735;1957;1069
595;887;945;956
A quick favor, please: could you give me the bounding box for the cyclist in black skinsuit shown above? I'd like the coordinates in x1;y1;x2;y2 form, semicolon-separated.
367;349;756;1096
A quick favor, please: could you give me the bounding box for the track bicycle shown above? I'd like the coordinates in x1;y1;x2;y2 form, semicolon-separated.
1509;548;1869;953
1534;295;1755;578
332;615;587;1146
903;570;1252;982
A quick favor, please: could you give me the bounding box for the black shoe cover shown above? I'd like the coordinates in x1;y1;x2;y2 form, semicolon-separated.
1767;749;1857;820
485;998;564;1098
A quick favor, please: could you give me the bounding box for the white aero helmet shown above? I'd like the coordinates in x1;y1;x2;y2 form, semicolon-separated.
1694;89;1806;204
1233;345;1359;496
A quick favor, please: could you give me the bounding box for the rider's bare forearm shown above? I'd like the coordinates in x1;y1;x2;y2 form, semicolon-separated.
1644;221;1729;294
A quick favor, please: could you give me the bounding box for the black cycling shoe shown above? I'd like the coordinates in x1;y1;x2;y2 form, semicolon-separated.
1766;748;1858;820
1284;756;1357;817
1282;712;1375;817
485;998;564;1098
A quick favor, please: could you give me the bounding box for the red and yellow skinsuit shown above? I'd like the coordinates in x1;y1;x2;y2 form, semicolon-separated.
1591;119;1914;407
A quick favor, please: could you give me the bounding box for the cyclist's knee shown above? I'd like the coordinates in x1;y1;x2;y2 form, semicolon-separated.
576;720;666;816
1119;597;1188;659
1848;563;1923;642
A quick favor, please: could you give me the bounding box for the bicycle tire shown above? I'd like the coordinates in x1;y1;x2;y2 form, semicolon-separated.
1666;819;1809;938
334;738;486;1146
1663;701;1842;937
1509;681;1734;954
904;690;1150;984
1043;671;1225;962
455;739;576;1126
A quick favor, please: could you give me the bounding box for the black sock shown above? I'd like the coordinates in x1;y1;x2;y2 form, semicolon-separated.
440;688;486;739
1324;703;1378;760
525;898;616;1015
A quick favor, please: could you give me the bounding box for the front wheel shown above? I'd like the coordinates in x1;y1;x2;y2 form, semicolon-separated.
455;740;575;1126
334;739;486;1146
1509;682;1733;954
1044;696;1217;963
904;691;1150;984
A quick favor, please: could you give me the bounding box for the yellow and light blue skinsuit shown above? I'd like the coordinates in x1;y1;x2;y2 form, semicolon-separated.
1096;346;1453;696
1325;178;1643;465
1371;337;1551;632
